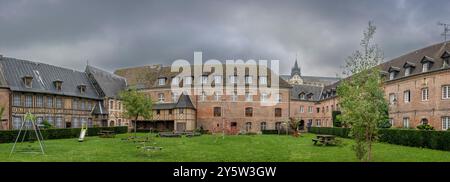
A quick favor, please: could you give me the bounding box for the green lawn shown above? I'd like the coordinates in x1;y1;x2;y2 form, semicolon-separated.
0;133;449;162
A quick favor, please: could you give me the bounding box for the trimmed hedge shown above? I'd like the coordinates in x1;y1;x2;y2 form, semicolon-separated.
309;127;450;151
0;126;128;143
378;129;450;151
261;130;279;134
309;127;351;138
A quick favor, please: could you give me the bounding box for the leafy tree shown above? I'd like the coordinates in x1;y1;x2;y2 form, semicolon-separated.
119;88;153;138
41;120;53;129
337;21;388;161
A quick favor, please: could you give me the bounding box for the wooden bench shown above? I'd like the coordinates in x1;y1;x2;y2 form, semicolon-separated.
98;130;115;138
312;135;337;146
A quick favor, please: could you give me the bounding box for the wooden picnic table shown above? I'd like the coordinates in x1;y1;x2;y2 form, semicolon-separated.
312;135;337;145
98;130;115;138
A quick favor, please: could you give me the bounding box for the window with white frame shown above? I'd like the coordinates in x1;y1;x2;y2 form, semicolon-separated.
201;75;208;84
259;76;267;85
260;122;267;131
442;117;450;130
73;99;78;110
214;75;222;84
442;85;450;99
403;117;410;128
229;75;237;84
214;92;221;101
172;92;179;102
158;78;166;85
25;95;32;107
47;96;53;108
36;95;43;107
158;93;165;102
404;90;410;103
245;92;253;101
260;93;268;102
389;93;397;104
13;94;21;106
245;122;252;132
56;97;62;108
422;62;429;72
421;88;429;101
184;76;192;85
172;77;179;85
245;76;252;84
12;116;22;129
308;106;313;113
389;72;395;80
389;118;394;127
56;117;63;128
200;91;206;101
80;100;85;111
276;93;282;102
405;67;411;76
316;119;321;127
300;106;304;113
231;92;238;101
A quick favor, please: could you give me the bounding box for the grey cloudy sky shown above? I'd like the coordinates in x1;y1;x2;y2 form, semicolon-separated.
0;0;449;77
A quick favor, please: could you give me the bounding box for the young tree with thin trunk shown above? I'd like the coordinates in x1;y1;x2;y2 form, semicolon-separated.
119;88;153;139
337;21;388;161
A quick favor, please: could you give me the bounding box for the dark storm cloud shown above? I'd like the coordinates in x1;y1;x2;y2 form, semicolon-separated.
0;0;449;77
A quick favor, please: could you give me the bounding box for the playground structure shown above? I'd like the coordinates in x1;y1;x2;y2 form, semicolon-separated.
78;123;88;142
10;112;46;156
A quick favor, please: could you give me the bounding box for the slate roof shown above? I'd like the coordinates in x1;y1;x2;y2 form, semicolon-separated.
85;65;127;99
380;41;450;81
92;101;108;115
152;94;195;110
280;75;340;85
114;64;292;90
290;84;324;101
0;56;101;100
175;94;196;109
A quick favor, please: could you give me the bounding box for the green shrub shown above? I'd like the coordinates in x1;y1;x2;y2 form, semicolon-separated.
416;124;434;130
0;126;128;143
310;127;450;151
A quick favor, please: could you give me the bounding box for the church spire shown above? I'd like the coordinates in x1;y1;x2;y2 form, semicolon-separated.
291;55;301;77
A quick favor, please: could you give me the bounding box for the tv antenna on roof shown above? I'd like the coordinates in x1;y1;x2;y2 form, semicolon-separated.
438;22;450;42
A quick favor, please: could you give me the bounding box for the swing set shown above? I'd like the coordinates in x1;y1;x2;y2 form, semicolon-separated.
9;112;46;156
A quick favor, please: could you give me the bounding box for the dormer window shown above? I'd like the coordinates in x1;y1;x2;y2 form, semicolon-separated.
53;80;63;91
388;66;400;80
299;93;305;100
389;72;396;80
405;67;411;76
22;75;33;88
420;56;434;73
403;61;415;77
307;93;314;100
422;62;429;72
442;51;450;68
78;84;87;94
158;77;166;86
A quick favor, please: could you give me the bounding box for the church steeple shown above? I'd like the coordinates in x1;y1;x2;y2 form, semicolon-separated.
291;57;301;77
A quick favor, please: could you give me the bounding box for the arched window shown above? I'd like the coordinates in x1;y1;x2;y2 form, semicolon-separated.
245;122;252;132
260;122;267;131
